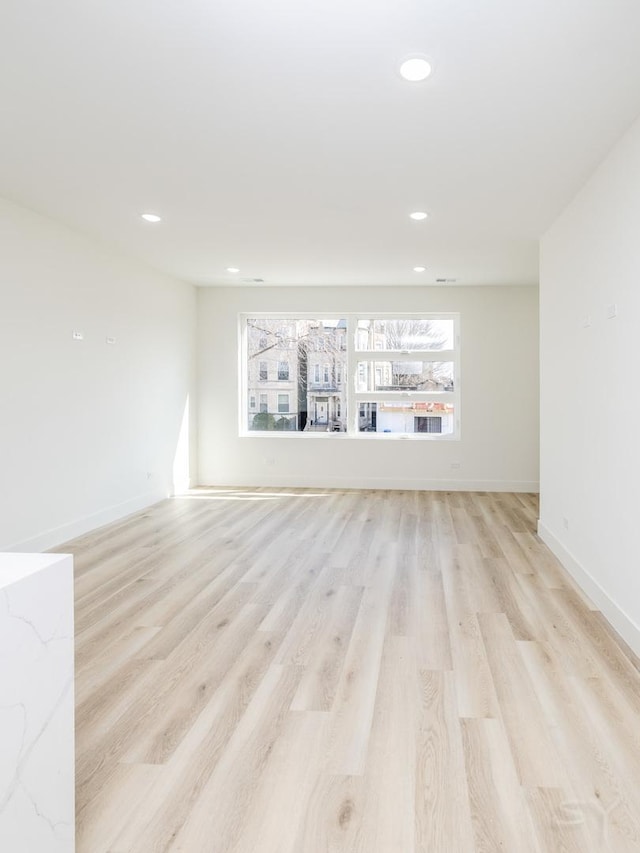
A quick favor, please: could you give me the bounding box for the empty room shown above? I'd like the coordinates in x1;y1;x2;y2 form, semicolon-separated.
1;1;640;851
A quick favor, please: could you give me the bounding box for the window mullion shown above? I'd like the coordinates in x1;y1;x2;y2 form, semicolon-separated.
347;315;356;435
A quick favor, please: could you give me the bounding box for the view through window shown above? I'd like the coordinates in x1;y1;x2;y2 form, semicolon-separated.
243;315;459;437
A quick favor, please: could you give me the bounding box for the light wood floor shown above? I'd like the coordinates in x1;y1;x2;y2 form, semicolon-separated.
64;488;640;852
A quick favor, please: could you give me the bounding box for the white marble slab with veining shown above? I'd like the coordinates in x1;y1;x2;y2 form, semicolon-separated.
0;552;75;853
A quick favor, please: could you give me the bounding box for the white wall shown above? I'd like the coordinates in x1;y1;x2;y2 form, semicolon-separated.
198;285;539;491
0;198;197;551
540;115;640;654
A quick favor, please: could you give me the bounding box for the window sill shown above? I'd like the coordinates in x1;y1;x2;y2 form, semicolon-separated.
239;430;459;441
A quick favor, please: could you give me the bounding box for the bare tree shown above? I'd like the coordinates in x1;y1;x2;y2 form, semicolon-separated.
366;320;453;391
371;318;448;351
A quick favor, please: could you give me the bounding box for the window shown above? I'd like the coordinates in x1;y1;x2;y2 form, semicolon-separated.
416;415;443;433
243;315;459;436
356;361;455;392
355;318;455;351
356;403;454;435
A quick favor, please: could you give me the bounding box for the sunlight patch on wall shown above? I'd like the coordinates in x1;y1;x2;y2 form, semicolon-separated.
172;396;190;494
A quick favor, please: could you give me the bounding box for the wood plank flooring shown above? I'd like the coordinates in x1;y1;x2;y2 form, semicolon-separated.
62;488;640;852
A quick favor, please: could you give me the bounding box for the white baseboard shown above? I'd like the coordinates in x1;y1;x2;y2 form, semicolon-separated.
5;488;168;553
538;520;640;658
198;475;539;493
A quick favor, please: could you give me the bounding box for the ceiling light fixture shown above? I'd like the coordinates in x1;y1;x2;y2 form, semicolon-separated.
141;213;161;223
226;267;240;273
413;266;426;272
399;56;432;82
409;211;428;221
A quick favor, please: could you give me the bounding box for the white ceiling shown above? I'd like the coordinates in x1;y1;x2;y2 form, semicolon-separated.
2;0;640;287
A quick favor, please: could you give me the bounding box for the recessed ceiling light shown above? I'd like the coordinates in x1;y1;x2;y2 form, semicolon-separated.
226;267;240;273
413;266;426;272
409;211;428;221
399;56;432;82
141;213;161;223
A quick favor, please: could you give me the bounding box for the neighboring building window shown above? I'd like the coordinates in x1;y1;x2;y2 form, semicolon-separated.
278;361;289;380
244;315;458;436
415;416;443;433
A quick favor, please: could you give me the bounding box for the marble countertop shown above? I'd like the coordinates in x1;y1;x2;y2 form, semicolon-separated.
0;552;72;589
